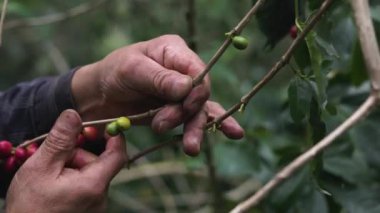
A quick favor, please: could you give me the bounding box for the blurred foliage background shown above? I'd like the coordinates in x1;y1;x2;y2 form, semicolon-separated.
1;0;380;212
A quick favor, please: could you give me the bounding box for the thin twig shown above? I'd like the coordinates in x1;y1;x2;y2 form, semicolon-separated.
351;0;380;90
0;0;9;46
127;135;182;167
17;107;163;148
4;0;106;30
192;0;266;86
206;0;334;129
203;137;220;213
231;95;378;213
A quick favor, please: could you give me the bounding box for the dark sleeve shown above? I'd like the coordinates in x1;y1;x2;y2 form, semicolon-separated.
0;70;77;198
0;70;77;145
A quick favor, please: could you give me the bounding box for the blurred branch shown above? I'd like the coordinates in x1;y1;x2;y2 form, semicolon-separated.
204;137;221;213
45;42;70;74
109;189;156;213
142;192;210;208
231;95;377;213
206;0;334;129
125;144;178;213
351;0;380;90
0;0;8;46
161;148;200;210
224;178;261;201
112;161;207;186
4;0;107;30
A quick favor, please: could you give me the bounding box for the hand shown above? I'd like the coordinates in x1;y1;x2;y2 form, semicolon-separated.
72;34;244;155
6;110;127;213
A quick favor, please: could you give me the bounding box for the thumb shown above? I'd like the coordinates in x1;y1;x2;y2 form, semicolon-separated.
36;109;82;170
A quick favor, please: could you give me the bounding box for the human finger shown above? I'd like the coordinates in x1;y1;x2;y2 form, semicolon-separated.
206;101;244;139
83;135;127;183
182;110;207;156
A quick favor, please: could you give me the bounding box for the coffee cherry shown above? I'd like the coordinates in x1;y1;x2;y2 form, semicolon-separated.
106;122;119;136
289;25;297;39
14;147;27;162
26;143;38;158
4;156;17;173
232;36;248;50
82;126;98;141
116;117;131;131
0;140;13;158
76;134;86;147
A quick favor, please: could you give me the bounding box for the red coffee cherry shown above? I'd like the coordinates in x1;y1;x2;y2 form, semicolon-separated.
289;25;298;39
14;147;27;162
4;156;17;173
0;140;13;158
82;126;98;141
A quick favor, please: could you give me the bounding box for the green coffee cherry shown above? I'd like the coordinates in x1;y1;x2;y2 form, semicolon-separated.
116;117;131;131
232;36;248;50
106;121;119;136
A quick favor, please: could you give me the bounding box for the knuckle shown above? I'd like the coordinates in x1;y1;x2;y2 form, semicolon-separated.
161;34;183;43
152;69;171;94
44;128;74;152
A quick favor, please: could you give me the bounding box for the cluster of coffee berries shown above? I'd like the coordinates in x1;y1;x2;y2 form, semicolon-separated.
0;117;131;174
77;126;99;146
0;141;38;173
106;117;131;136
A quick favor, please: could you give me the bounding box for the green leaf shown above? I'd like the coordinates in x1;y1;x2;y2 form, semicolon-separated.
293;40;312;72
309;98;326;142
325;184;380;213
268;167;310;210
315;37;339;58
214;143;256;178
305;30;328;106
288;77;314;123
350;119;380;170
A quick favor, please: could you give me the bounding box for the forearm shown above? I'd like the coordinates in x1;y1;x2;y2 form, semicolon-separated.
0;71;76;145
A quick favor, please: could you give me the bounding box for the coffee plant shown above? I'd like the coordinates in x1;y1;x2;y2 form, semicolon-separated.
1;0;380;212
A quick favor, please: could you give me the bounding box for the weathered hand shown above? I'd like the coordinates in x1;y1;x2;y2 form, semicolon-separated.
72;35;244;155
6;110;127;213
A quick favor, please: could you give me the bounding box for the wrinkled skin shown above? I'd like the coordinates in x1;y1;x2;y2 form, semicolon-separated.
72;34;244;155
6;35;245;212
6;110;127;213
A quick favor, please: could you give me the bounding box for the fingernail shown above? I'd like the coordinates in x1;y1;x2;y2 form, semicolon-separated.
59;110;82;130
184;136;200;156
157;121;169;133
